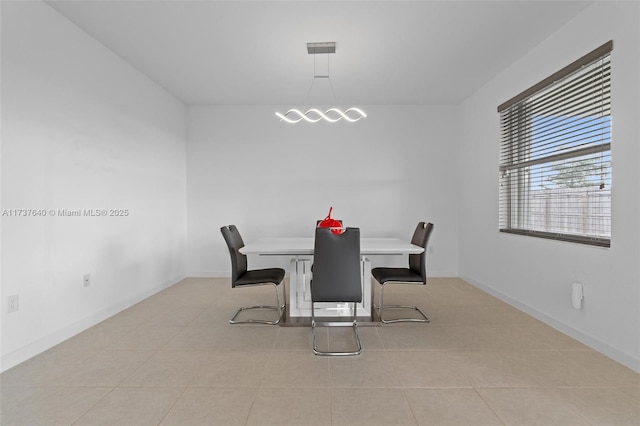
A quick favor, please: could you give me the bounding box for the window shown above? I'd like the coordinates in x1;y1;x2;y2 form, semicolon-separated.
498;41;612;247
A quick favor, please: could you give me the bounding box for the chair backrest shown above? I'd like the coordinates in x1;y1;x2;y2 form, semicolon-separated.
408;222;434;282
312;227;362;303
220;225;247;286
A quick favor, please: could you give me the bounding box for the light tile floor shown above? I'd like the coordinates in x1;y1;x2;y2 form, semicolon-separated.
1;277;638;425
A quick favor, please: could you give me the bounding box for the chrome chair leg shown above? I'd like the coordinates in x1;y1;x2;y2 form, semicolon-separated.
229;283;285;325
374;282;430;324
312;302;361;356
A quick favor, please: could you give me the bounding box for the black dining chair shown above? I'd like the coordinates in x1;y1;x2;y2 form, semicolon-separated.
372;222;434;324
220;225;286;325
311;227;362;356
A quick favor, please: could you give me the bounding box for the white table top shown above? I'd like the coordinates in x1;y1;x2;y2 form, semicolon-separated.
240;237;423;256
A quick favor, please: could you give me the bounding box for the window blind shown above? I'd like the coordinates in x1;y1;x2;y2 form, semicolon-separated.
498;41;612;247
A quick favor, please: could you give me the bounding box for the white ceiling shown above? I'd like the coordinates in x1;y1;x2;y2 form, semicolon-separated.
46;1;593;106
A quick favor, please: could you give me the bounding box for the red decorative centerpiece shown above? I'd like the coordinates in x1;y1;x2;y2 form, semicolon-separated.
317;207;343;234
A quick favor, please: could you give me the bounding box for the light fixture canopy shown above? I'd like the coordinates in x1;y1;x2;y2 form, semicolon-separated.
276;41;366;124
307;42;336;55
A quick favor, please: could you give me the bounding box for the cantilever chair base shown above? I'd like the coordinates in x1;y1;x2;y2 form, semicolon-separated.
374;304;430;324
311;302;362;356
374;281;430;324
229;282;286;325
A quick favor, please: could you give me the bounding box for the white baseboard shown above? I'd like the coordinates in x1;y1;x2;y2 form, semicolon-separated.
460;274;640;374
1;274;186;373
427;270;458;278
187;271;230;278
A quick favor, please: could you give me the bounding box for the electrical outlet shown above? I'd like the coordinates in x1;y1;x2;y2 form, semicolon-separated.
83;274;91;287
428;245;434;254
8;294;19;313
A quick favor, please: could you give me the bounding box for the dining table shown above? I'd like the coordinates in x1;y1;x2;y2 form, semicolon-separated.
240;237;423;323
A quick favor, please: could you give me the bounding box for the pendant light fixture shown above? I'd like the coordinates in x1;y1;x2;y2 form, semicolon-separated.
276;42;367;123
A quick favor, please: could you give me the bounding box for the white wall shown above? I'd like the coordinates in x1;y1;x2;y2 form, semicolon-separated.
458;1;640;371
187;105;459;277
0;2;188;371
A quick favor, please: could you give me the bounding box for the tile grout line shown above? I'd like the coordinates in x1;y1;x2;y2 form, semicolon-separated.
472;387;507;426
69;386;117;426
155;386;189;426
